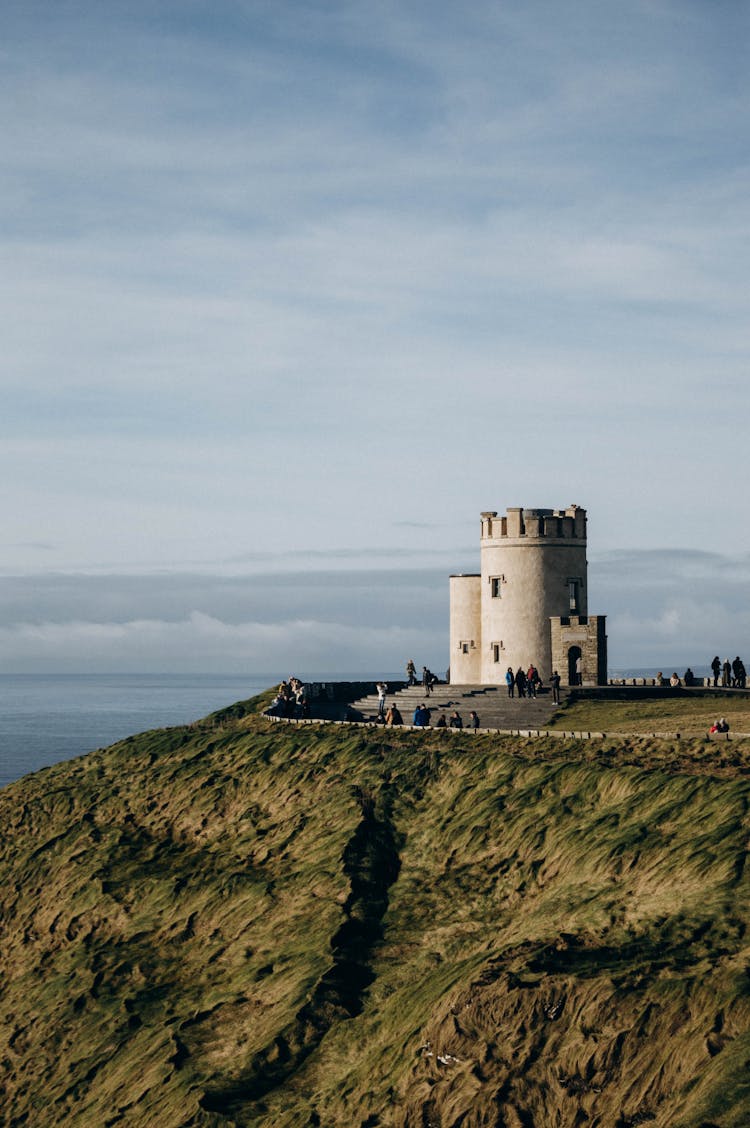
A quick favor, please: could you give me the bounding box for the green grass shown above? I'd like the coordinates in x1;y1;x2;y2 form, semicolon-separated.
1;710;750;1126
549;691;750;737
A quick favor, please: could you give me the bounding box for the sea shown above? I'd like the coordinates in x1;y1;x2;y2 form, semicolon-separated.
0;672;402;790
0;667;712;790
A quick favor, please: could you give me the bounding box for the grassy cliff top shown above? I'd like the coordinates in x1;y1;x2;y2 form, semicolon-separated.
1;694;750;1127
550;691;750;738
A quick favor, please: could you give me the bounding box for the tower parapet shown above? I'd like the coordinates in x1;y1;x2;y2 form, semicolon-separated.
481;506;586;542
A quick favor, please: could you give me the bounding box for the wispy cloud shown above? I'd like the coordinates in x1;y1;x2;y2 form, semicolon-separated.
2;2;749;669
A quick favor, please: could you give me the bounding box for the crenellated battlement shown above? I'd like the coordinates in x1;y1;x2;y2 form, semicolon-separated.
480;505;586;541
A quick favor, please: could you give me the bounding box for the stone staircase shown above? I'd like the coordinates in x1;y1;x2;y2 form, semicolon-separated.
347;683;566;730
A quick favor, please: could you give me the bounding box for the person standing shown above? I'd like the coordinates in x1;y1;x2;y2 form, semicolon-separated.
515;667;526;698
575;655;582;686
422;667;432;696
732;656;742;688
406;659;417;686
376;681;387;719
711;655;721;686
550;670;561;705
722;658;732;688
505;666;515;698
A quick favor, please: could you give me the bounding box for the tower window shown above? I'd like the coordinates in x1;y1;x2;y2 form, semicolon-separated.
490;575;504;598
492;642;504;662
568;579;580;612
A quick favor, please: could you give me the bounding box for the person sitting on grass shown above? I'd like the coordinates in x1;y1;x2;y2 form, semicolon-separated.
709;717;730;738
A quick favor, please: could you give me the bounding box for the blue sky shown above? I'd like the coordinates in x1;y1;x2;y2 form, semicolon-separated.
2;0;749;673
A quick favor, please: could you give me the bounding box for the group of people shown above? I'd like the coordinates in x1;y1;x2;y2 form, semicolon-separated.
406;660;439;694
269;676;310;718
710;656;747;689
505;664;544;699
655;671;690;687
411;705;480;729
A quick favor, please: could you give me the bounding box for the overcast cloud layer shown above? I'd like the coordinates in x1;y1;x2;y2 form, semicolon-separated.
2;1;749;673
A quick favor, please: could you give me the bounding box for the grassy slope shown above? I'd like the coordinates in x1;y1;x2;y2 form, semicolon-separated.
0;700;749;1127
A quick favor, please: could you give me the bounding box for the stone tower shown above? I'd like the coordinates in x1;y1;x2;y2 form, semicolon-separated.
450;505;607;685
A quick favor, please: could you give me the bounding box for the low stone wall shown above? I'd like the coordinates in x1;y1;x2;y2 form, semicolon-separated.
265;715;750;740
608;677;713;687
586;685;750;700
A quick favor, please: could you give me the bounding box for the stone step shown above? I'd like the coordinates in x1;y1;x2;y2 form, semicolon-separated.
349;682;565;729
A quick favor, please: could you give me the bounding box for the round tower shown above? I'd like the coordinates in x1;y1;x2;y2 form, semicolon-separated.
479;505;588;680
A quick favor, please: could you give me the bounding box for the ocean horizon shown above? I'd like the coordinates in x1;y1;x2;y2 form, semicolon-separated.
0;672;406;790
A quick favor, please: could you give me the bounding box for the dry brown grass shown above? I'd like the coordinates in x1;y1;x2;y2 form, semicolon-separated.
1;701;750;1126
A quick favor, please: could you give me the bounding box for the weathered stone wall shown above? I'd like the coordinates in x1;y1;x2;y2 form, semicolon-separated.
550;615;607;686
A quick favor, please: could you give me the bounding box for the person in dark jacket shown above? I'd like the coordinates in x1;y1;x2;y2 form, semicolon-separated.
413;703;431;727
449;710;463;729
515;667;527;698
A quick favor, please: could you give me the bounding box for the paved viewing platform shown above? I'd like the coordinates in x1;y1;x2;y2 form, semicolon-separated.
264;678;750;740
346;683;565;729
266;681;567;730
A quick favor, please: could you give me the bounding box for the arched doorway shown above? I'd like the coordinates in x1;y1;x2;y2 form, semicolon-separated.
567;646;582;686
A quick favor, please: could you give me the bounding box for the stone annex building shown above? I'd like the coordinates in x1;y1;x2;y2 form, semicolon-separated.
449;505;607;686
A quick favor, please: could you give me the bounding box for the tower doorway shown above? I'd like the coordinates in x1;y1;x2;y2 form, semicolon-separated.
567;646;582;686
